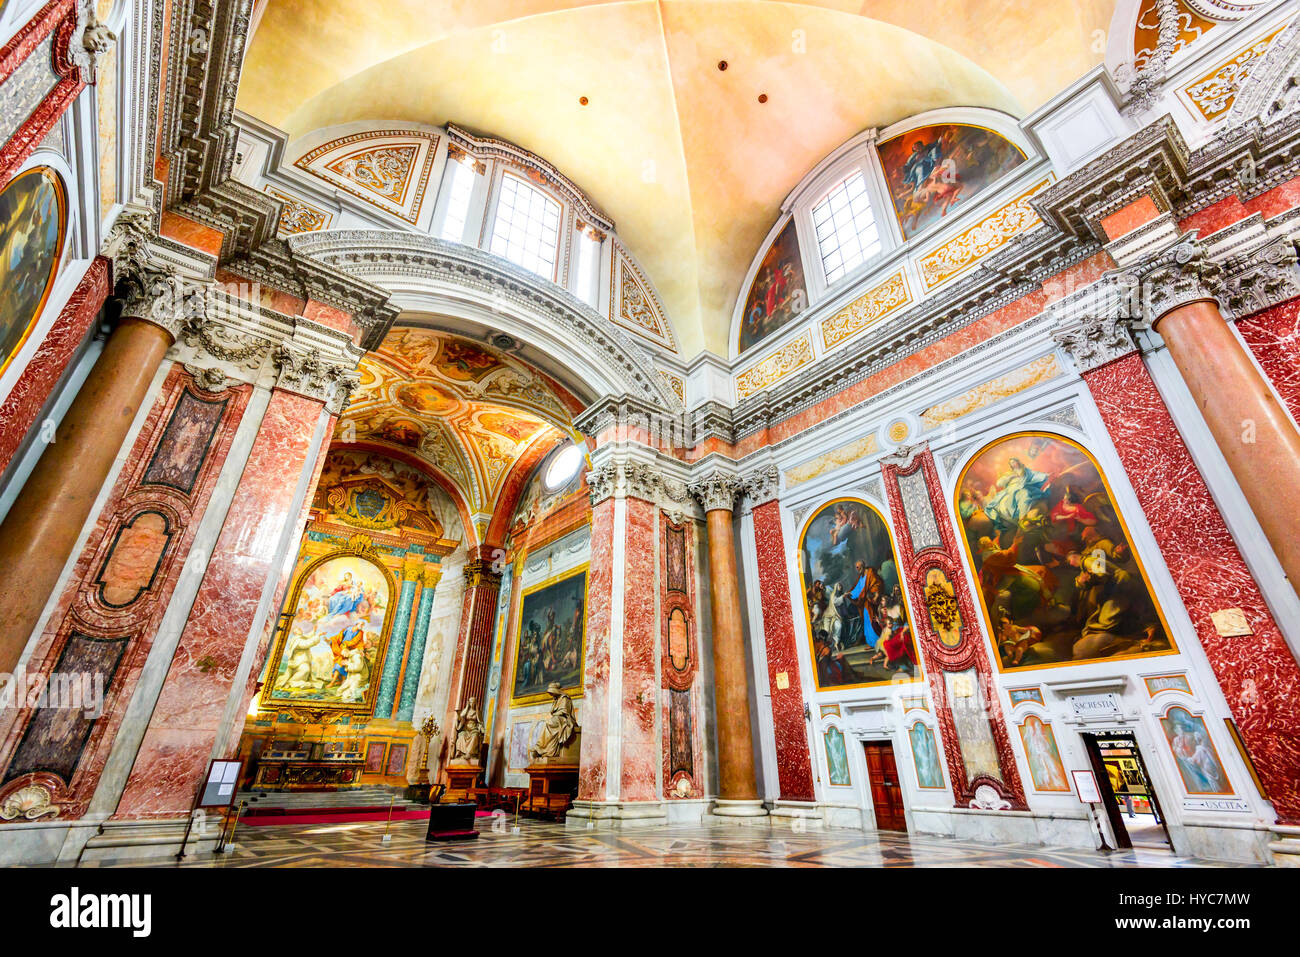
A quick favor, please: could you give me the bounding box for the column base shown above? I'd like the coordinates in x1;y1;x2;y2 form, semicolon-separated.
1268;825;1300;867
704;798;770;825
769;800;826;830
565;800;668;830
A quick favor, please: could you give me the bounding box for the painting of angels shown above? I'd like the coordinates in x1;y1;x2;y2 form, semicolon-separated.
877;124;1026;240
262;555;391;712
956;433;1174;671
799;499;918;690
738;219;807;354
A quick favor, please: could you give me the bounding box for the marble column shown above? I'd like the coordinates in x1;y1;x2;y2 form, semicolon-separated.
0;299;173;673
690;471;765;817
442;554;502;762
1150;297;1300;590
742;467;816;804
113;388;330;818
375;570;420;719
396;564;441;723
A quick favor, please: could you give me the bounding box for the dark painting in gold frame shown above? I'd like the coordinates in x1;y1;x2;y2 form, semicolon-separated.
0;166;66;378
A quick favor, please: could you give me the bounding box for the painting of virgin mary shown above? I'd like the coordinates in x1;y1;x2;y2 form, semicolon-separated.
0;167;66;377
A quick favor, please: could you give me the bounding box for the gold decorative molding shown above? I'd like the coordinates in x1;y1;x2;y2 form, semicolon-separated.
917;178;1052;291
820;269;912;349
920;355;1062;428
783;433;879;488
735;332;814;400
422;564;444;589
1184;22;1289;122
265;186;333;236
659;369;686;406
294;130;440;225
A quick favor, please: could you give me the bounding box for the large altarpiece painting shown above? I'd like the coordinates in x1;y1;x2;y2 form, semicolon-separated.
261;554;395;715
955;433;1175;672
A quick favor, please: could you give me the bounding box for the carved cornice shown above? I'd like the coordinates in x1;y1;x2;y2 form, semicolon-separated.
1131;237;1224;325
1216;234;1300;317
290;231;677;409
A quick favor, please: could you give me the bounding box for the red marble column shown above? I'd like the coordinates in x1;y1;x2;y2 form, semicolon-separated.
441;552;501;764
0;367;251;819
576;497;615;801
0;256;110;477
881;447;1027;810
618;496;658;802
114;389;328;818
750;500;816;802
1153;299;1300;590
1084;352;1300;823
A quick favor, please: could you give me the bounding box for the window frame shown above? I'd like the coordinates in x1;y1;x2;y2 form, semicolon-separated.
482;167;566;283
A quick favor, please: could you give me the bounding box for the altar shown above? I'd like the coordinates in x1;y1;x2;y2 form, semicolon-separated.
252;745;367;791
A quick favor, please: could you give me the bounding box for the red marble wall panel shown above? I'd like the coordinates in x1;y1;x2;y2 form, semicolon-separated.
1235;296;1300;422
1085;352;1300;822
576;496;614;801
113;389;325;818
219;415;335;757
660;514;703;798
881;449;1027;810
0;0;87;189
750;500;816;802
0;256;110;477
618;496;657;802
0;367;251;819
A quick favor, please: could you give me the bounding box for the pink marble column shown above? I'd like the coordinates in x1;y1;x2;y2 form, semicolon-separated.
574;491;659;804
1085;352;1300;823
114;389;327;818
750;500;816;802
576;496;615;801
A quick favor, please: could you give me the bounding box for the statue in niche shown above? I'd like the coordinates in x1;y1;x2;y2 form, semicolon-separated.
450;697;484;765
529;683;579;762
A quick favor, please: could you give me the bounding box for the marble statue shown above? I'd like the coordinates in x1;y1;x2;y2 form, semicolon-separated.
451;697;484;764
529;683;579;760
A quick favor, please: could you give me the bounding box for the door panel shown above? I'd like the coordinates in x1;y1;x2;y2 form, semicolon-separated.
863;741;907;832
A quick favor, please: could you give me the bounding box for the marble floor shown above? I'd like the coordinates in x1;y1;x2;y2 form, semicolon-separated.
77;816;1251;868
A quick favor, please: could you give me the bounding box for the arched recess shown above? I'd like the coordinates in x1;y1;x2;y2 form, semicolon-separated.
949;430;1177;675
287;230;682;411
482;430;568;548
333;439;478;549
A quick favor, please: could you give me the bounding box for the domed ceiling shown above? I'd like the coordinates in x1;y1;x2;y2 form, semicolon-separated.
239;1;1115;356
338;328;579;534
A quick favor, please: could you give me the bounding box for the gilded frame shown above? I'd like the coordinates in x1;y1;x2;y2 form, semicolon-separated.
796;496;921;692
953;431;1178;674
509;563;588;707
0;166;67;378
259;549;398;717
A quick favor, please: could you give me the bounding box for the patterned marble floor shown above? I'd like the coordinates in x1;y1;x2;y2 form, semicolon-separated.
79;816;1250;868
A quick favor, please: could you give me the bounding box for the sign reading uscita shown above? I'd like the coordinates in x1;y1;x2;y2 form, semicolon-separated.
49;888;151;937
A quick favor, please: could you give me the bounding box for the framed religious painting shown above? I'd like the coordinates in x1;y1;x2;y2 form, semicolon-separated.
876;123;1026;240
0;166;67;378
798;498;919;690
1160;707;1233;796
823;726;851;786
954;432;1176;673
386;743;408;777
511;565;587;706
1017;715;1071;792
738;218;807;354
908;721;945;789
259;552;396;716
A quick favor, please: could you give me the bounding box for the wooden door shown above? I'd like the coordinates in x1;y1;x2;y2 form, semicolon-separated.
863;741;908;832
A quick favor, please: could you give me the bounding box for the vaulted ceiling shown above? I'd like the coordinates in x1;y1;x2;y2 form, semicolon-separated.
239;1;1115;356
338;328;576;534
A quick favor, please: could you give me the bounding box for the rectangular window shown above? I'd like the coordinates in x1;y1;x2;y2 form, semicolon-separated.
439;155;477;242
812;170;880;285
490;173;561;280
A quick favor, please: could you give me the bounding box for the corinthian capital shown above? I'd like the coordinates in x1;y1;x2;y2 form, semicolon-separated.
1047;273;1141;373
273;343;361;414
688;470;742;513
740;464;781;509
116;266;210;339
1132;239;1224;326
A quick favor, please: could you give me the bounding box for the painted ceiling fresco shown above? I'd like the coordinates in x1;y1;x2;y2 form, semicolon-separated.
337;328;572;521
238;1;1114;356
